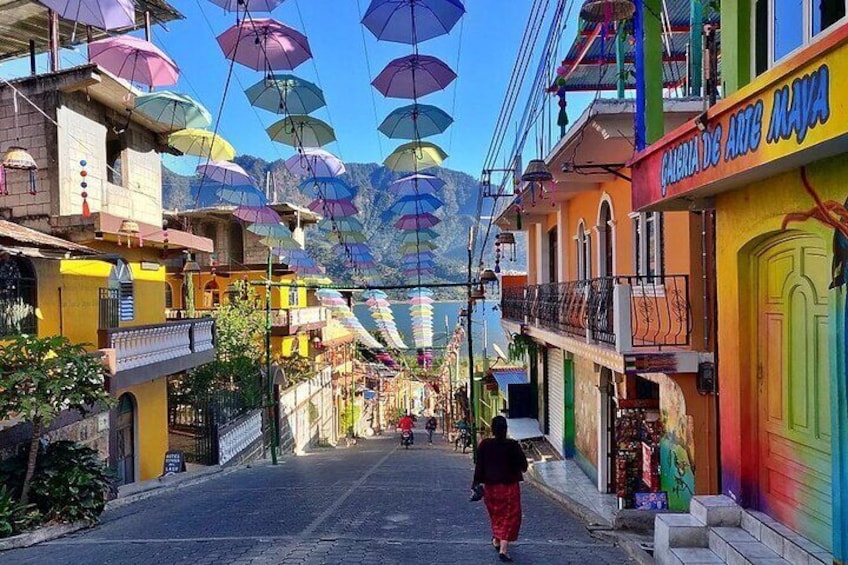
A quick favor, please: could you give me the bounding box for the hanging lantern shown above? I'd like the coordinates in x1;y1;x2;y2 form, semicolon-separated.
579;0;635;23
118;219;141;248
521;159;553;183
182;253;201;274
480;268;498;290
2;146;38;196
78;160;91;217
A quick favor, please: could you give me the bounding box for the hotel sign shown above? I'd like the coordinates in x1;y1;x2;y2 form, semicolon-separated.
631;26;848;210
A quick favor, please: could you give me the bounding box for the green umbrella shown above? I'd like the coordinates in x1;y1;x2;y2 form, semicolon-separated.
379;103;453;139
134;91;211;131
267;115;336;148
384;141;447;172
245;74;326;115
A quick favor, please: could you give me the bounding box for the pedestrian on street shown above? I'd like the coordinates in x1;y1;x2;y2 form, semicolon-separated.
472;415;528;562
425;415;438;444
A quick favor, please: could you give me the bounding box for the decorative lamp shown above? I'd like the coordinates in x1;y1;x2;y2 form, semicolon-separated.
118;219;141;248
480;268;498;287
182;253;201;274
1;146;38;196
579;0;635;23
521;158;553;183
470;284;486;301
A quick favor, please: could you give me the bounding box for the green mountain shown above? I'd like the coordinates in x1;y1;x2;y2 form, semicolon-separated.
162;157;521;296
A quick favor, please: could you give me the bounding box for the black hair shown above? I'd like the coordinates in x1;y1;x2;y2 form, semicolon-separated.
492;416;508;441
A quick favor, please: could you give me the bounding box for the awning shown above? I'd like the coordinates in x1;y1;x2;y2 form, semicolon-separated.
0;219;98;258
492;368;528;396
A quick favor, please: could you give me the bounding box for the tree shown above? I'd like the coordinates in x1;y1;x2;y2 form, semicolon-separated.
212;280;264;363
0;335;112;504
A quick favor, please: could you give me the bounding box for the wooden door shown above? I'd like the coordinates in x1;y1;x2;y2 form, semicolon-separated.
756;233;831;550
116;394;135;485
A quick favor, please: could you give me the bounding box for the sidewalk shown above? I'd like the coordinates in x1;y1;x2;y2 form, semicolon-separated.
527;459;617;527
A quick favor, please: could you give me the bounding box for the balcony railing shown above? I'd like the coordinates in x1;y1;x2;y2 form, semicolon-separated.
166;307;326;332
501;275;691;351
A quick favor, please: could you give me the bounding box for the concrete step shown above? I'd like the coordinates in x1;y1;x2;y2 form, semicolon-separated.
667;547;725;564
690;495;742;527
709;526;790;564
655;513;709;550
740;510;831;565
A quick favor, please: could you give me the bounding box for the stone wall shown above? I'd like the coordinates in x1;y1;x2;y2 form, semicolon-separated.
0;408;110;463
278;367;336;454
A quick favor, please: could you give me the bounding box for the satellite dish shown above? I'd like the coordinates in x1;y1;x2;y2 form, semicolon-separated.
492;343;508;362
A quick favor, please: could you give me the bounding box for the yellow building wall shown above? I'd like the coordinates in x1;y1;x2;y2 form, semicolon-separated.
116;376;168;482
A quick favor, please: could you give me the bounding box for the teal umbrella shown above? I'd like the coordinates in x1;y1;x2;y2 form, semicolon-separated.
378;103;453;139
245;74;326;115
134;91;211;130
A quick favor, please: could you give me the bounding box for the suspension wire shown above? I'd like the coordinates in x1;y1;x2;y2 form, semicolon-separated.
355;0;386;162
447;15;464;156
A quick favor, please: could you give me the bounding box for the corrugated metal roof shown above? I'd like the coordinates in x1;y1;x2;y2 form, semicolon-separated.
0;219;97;256
492;368;528;395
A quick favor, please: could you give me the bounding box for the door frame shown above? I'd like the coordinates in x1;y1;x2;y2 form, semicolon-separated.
114;392;138;485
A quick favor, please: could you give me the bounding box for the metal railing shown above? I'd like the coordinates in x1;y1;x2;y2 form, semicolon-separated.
500;275;691;350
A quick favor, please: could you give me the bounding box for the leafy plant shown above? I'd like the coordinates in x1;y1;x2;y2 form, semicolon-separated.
0;485;40;538
507;333;536;362
273;353;313;388
212;280;264;363
0;335;112;504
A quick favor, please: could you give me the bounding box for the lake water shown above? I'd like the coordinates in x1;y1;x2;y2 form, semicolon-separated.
352;300;509;357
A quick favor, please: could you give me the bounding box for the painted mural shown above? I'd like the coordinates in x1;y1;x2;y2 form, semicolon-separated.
574;356;599;478
653;375;696;512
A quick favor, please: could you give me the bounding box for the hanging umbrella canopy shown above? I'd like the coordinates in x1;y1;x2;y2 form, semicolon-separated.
384;141;447;172
395;212;440;230
410;296;434;305
333;231;367;243
207;0;285;11
398;228;438;243
372;54;456;99
248;222;290;238
389;173;445;196
267;116;336;148
362;0;465;44
233;205;281;224
379;103;453;139
321;217;364;233
399;241;437;253
409;287;434;297
197;160;253;186
300;177;357;200
88;35;179;87
169;129;236;161
39;0;135;30
134;91;211;131
216;184;266;207
245;74;326;115
261;236;302;250
362;290;388;300
402;250;435;262
403;266;434;276
217;18;312;71
308;198;358;217
388;193;443;216
285;149;346;178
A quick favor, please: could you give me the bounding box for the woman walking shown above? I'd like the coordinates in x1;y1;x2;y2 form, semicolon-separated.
472;416;528;562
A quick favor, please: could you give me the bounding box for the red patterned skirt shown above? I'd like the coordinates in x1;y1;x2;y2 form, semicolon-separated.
483;482;522;541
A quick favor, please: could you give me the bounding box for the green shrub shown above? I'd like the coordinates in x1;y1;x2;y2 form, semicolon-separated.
0;485;40;538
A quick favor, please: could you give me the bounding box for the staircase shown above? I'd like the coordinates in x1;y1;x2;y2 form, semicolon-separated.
654;495;832;564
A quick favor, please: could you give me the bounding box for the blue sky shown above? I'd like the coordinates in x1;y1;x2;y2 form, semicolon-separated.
0;0;591;178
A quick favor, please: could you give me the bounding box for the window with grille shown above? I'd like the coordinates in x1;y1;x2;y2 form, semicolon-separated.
0;257;37;337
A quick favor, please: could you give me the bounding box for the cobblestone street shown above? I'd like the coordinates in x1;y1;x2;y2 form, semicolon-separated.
2;436;631;564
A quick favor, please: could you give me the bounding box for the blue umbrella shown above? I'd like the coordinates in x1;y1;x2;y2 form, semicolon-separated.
388;193;443;216
362;0;466;44
245;74;326;115
134;91;211;130
215;184;266;207
300;177;357;200
379;103;453;139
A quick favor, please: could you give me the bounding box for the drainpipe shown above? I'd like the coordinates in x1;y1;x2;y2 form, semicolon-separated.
689;0;704;96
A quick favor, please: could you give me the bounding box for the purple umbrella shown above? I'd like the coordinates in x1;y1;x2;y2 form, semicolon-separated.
89;35;179;87
233;206;281;224
389;173;445;196
395;213;440;229
39;0;135;30
284;149;345;177
197;160;254;186
362;0;465;44
207;0;285;12
308;198;359;217
217;18;311;71
372;54;456;99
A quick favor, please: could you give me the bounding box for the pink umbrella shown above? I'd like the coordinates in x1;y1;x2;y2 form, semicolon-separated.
197;160;254;186
233;206;281;224
39;0;135;30
88;35;179;87
372;54;456;99
410;297;434;305
308;199;358;217
394;213;440;229
217;18;312;71
207;0;284;11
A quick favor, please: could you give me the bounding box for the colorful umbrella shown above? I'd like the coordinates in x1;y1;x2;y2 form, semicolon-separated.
284;149;345;177
372;54;456;99
217;18;312;71
134;91;211;130
208;0;285;11
308;198;358;217
395;212;440;230
404;266;434;276
248;222;290;238
233;206;281;224
379;103;453;139
40;0;135;30
260;236;302;250
245;74;326;115
384;141;447;172
197;160;253;186
399;241;437;253
388;193;443;216
300;177;357;200
216;184;266;207
88;35;179;87
169;129;236;161
389;173;445;196
321;217;364;233
362;0;465;44
267;116;336;148
398;228;439;242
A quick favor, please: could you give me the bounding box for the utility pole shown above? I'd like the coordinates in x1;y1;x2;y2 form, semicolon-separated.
467;226;478;463
265;250;278;465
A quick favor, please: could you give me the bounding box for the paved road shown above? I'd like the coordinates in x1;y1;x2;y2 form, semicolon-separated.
3;436;631;564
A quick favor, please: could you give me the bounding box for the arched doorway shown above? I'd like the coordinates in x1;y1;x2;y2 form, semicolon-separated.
751;231;832;549
598;200;613;277
115;393;136;485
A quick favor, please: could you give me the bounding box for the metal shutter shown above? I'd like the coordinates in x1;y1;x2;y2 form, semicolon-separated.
546;348;565;457
119;281;134;321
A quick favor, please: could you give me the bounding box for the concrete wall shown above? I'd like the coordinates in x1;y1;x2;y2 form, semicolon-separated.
278;368;336;454
573;356;599;482
116;377;168;482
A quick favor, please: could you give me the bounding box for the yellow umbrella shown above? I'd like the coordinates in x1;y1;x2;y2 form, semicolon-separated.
383;141;447;172
169;128;236;161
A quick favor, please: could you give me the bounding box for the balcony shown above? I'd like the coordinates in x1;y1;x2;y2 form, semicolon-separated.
99;318;216;391
271;306;328;336
501;275;692;353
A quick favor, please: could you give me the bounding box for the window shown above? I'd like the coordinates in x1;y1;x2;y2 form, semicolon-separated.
576;222;592;280
755;0;847;74
106;130;125;187
0;257;37;337
229;223;244;265
164;283;173;309
109;259;134;322
288;286;300;307
632;212;664;279
548;227;558;283
204;280;220;308
598;200;614;277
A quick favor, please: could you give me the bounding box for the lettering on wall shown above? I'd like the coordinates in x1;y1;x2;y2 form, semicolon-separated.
660;64;831;195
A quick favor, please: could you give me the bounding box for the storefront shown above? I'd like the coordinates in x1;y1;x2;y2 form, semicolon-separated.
631;22;848;558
